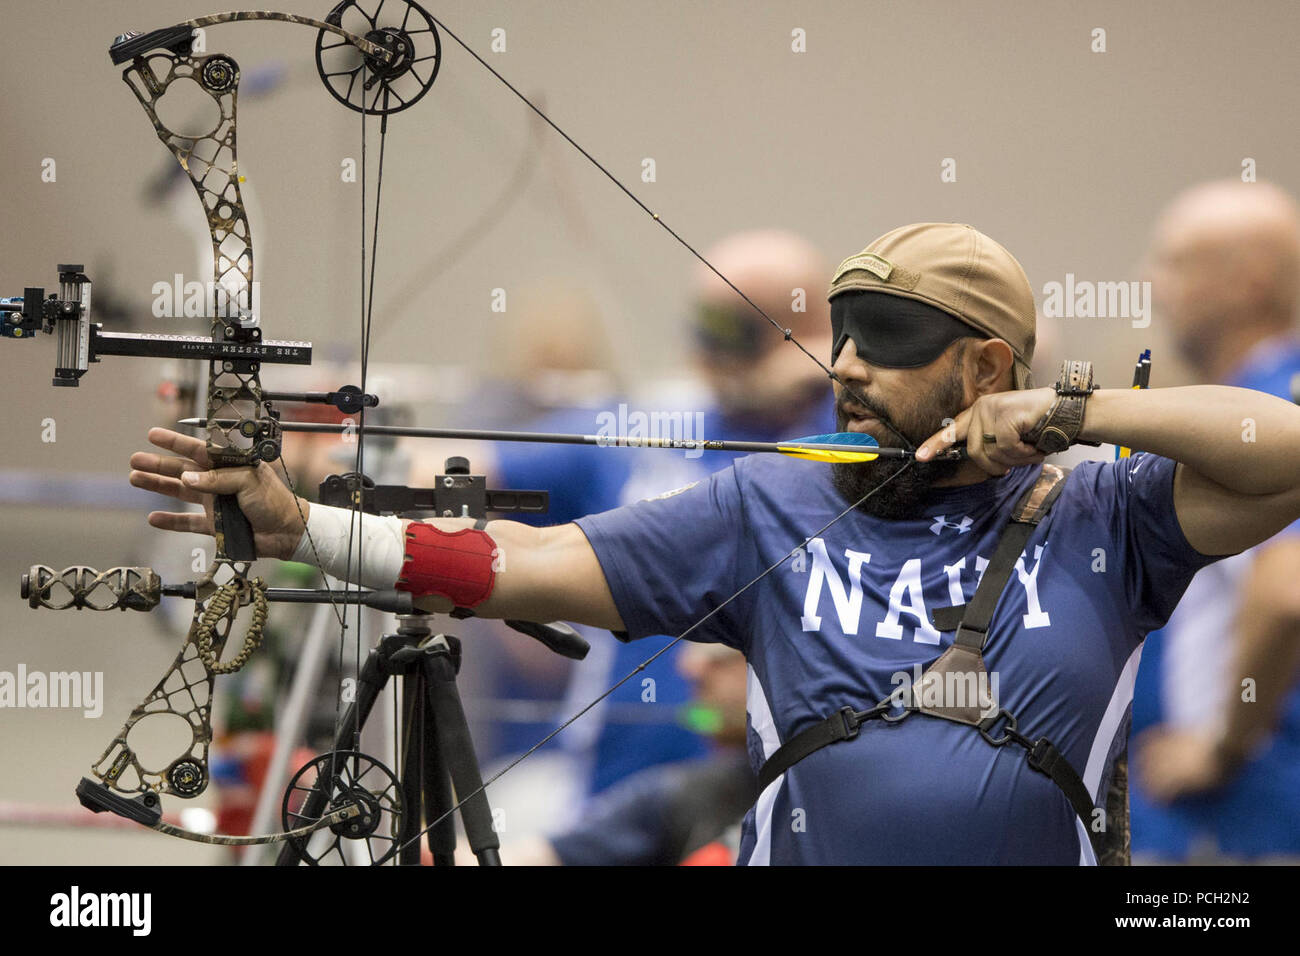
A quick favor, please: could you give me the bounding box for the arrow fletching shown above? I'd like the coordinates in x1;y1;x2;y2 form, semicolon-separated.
776;432;883;463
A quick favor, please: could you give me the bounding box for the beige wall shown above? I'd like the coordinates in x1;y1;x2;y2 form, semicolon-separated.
1;0;1297;863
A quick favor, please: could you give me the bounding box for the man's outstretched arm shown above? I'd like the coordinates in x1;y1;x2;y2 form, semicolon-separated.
128;427;626;632
407;518;625;631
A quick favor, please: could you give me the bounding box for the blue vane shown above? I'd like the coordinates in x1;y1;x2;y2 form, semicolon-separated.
776;431;883;462
787;432;880;447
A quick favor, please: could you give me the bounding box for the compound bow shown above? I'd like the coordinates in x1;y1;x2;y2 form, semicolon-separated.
9;2;442;854
6;1;914;862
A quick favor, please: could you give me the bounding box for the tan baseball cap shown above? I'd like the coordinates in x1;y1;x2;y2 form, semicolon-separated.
827;222;1037;389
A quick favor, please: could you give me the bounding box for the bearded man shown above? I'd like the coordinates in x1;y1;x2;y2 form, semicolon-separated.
133;223;1300;864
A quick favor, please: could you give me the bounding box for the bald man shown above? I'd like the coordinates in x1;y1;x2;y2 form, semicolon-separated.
1132;179;1300;860
689;229;834;429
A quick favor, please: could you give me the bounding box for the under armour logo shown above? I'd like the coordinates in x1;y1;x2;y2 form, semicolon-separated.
929;515;973;536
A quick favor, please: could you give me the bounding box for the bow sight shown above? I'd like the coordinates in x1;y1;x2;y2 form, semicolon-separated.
1;265;313;388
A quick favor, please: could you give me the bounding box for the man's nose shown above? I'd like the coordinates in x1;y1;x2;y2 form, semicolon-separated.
831;336;873;388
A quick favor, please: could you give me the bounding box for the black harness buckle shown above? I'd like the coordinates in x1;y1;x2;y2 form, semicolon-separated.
832;705;864;742
876;688;913;723
977;708;1019;747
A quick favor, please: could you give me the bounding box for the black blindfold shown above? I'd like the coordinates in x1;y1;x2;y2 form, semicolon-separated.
831;290;981;368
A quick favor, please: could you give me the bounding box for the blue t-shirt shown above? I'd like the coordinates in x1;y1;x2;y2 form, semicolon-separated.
576;451;1221;864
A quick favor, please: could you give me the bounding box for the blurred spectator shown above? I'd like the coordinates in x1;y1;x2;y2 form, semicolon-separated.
1130;179;1300;861
468;279;622;429
491;231;836;802
491;642;754;865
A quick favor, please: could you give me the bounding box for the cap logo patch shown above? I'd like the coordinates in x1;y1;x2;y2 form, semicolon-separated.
832;252;894;284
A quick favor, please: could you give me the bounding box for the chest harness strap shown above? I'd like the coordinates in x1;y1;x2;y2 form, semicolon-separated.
756;464;1108;860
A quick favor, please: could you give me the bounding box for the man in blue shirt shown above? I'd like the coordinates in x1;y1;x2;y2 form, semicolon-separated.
1131;180;1300;859
142;222;1300;864
494;641;754;865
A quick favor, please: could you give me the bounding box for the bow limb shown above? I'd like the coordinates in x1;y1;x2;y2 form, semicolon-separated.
94;36;273;801
154;804;358;846
111;11;391;63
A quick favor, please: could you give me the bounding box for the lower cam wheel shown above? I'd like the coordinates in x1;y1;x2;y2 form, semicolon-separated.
167;759;206;797
282;750;402;865
315;0;441;115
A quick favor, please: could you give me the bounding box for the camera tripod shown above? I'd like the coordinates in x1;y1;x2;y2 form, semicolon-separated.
275;459;587;865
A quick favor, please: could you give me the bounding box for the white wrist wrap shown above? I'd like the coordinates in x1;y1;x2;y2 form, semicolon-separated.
290;503;406;590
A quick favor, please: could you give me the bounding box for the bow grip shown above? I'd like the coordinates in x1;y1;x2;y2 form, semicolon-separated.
215;494;257;561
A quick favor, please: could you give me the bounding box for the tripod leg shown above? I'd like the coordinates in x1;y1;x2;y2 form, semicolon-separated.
419;679;458;865
398;670;424;866
422;637;501;865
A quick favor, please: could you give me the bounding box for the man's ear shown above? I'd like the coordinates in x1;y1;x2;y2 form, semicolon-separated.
969;338;1016;396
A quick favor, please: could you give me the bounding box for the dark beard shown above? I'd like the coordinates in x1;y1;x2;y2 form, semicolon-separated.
830;369;967;520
